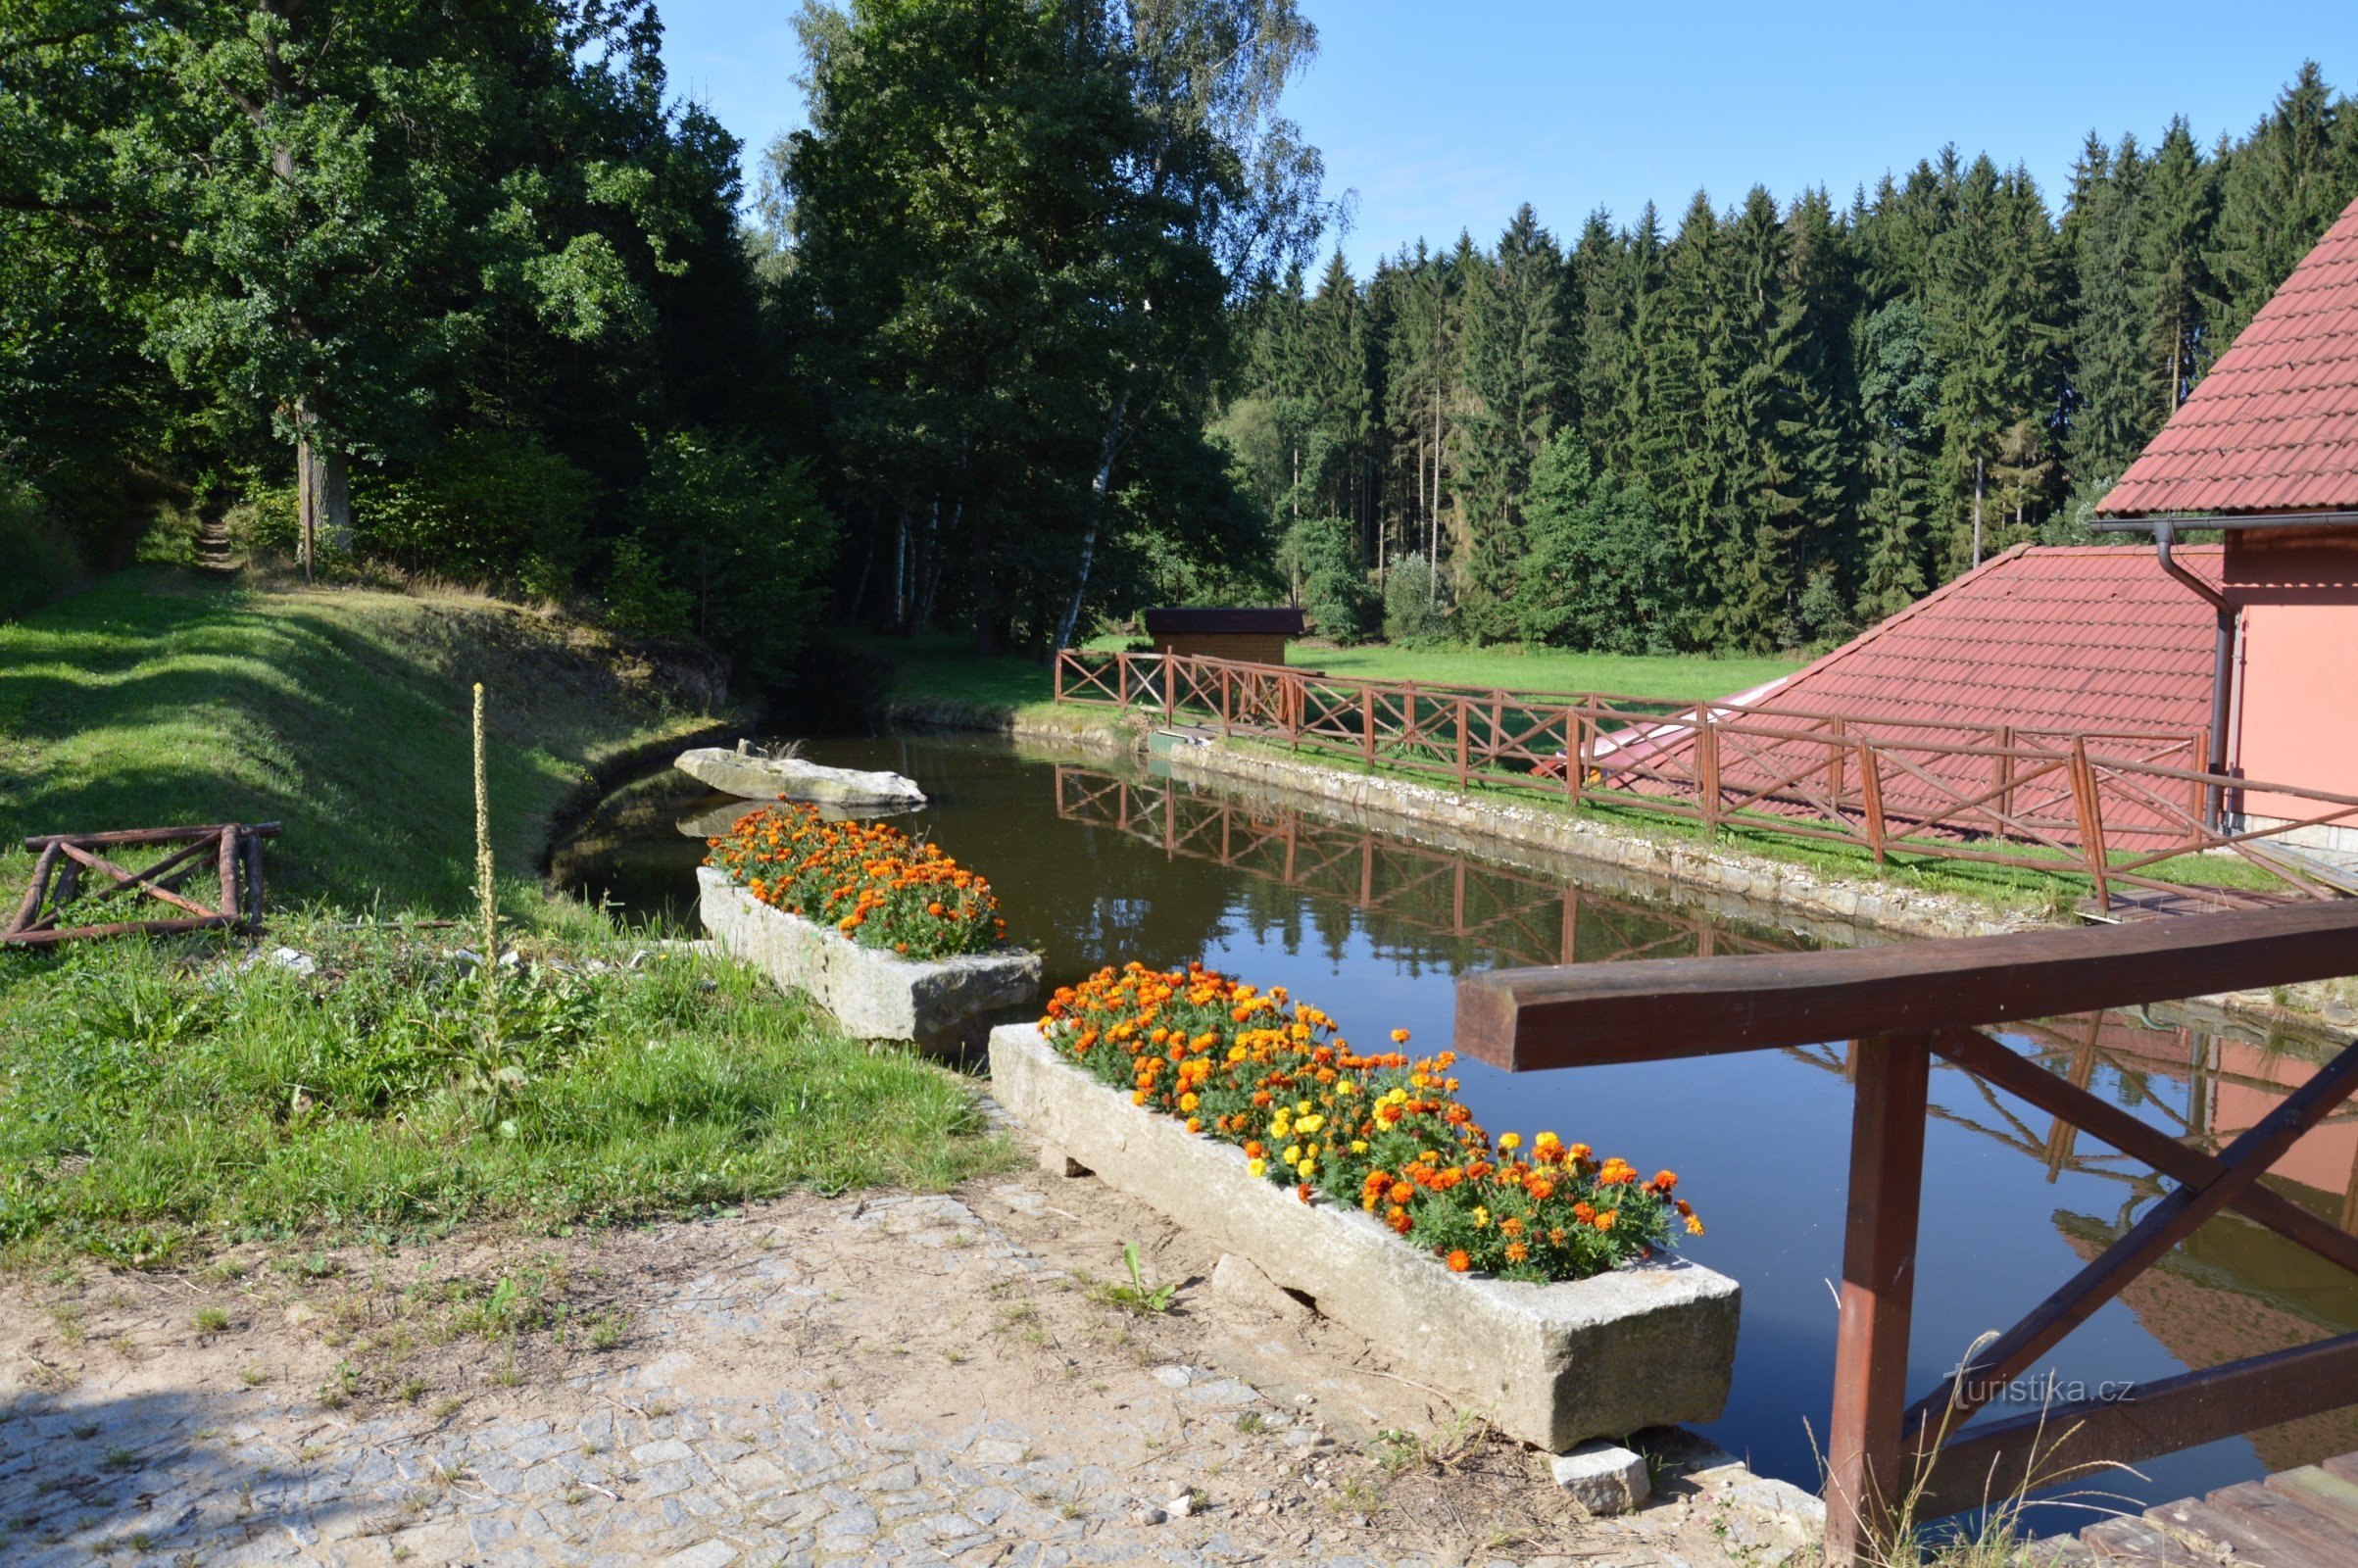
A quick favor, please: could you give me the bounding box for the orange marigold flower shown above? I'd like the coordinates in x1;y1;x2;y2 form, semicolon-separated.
1504;1242;1529;1263
1445;1250;1471;1273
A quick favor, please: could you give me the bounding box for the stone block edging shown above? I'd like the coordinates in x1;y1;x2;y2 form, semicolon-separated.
697;866;1040;1041
987;1022;1741;1453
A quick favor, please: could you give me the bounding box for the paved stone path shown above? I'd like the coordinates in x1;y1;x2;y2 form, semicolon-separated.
0;1185;1821;1568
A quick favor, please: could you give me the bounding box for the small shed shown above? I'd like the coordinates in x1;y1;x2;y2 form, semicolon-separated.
1141;607;1305;665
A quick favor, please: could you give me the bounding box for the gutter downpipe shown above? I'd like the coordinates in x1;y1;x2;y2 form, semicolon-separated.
2151;519;2236;828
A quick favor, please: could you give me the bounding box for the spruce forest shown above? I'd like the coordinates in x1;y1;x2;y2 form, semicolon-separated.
7;1;2358;671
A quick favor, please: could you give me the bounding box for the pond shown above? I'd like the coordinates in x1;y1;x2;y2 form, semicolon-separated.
553;730;2358;1520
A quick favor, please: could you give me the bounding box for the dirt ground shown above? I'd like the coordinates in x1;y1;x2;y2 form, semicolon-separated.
0;1151;1822;1568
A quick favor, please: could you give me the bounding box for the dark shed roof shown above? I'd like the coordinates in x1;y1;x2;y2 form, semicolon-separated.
1142;607;1306;636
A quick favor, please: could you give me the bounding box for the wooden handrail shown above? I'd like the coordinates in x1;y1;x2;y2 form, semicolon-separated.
1454;900;2358;1069
1055;648;2358;907
1449;908;2358;1560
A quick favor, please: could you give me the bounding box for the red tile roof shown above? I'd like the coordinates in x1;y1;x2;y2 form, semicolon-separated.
1748;544;2220;737
2099;196;2358;516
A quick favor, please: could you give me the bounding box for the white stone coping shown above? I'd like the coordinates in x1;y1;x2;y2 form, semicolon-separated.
988;1022;1740;1452
697;867;1040;1041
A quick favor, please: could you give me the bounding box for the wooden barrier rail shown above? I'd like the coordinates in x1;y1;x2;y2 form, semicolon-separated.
1055;649;2358;910
1451;903;2358;1562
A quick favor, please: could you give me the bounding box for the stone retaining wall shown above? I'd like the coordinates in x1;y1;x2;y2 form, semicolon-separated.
988;1022;1742;1453
698;867;1041;1042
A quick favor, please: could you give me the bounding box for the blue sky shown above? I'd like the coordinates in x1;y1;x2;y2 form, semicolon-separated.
658;0;2353;272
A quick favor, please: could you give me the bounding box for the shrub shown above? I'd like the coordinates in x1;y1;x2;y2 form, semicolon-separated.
1382;552;1449;643
356;429;596;592
0;473;81;621
705;804;1007;960
630;430;837;679
1040;962;1699;1283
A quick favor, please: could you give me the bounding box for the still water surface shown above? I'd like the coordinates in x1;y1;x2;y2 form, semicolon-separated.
555;731;2358;1515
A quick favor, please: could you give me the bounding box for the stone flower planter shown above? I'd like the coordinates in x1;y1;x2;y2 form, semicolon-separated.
698;867;1040;1043
989;1022;1741;1452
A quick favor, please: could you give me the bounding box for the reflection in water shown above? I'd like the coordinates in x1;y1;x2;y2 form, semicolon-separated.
552;734;2358;1509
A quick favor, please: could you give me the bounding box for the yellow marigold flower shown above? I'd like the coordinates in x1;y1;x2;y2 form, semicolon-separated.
1470;1206;1490;1229
1350;1140;1368;1154
1247;1158;1267;1178
1390;1028;1410;1043
1498;1133;1521;1152
1177;1093;1199;1112
1297;1113;1324;1133
1685;1215;1706;1236
1282;1145;1302;1164
1296;1158;1316;1179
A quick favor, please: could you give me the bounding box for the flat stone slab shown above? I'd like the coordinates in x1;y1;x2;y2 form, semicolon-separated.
988;1023;1741;1452
699;867;1039;1041
1550;1442;1649;1513
676;747;926;808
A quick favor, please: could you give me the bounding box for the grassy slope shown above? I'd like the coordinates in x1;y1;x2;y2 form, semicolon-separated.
0;573;1009;1261
0;571;719;911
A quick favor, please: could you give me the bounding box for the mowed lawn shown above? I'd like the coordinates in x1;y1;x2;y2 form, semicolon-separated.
881;632;1800;717
1285;643;1801;703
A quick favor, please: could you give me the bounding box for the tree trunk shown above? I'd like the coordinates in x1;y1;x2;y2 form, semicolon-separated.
1053;385;1133;653
294;423;351;580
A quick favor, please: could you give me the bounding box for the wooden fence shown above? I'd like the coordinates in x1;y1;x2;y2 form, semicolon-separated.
1452;903;2358;1562
1055;649;2358;911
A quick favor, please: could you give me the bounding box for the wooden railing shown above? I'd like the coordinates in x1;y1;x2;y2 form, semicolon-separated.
1055;649;2358;910
1452;905;2358;1562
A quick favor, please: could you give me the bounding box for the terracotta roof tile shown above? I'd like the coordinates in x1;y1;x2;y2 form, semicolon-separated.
2101;197;2358;516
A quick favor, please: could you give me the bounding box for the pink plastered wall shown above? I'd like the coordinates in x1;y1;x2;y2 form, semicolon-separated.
2223;528;2358;816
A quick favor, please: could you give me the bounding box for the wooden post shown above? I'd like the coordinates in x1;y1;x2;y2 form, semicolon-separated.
2070;737;2111;914
1566;709;1583;806
1825;1032;1933;1568
1455;699;1469;790
1054;651;1065;705
216;825;236;921
1363;686;1376;764
1163;656;1176;722
1698;710;1721;836
1858;738;1887;866
1219;666;1232;739
1993;725;2015;842
1829;716;1847;810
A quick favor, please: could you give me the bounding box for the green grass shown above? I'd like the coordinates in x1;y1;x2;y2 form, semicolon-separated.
871;632;1062;719
0;911;1008;1264
0;571;1012;1263
0;570;721;910
1283;642;1801;704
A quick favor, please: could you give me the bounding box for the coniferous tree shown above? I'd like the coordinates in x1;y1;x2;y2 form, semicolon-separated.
1453;205;1567;642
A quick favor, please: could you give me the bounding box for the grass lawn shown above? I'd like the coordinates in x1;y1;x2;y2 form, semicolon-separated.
1285;643;1802;704
872;632;1799;721
0;573;1011;1263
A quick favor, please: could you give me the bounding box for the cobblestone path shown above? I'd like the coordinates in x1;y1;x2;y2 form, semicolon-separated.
0;1183;1820;1568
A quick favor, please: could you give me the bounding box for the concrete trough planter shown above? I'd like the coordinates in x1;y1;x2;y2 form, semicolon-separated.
698;867;1040;1044
989;1022;1741;1453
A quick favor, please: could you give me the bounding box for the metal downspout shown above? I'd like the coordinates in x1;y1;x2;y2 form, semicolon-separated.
2153;520;2236;826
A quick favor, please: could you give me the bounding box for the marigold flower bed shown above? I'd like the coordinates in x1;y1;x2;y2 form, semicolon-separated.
706;803;1007;962
1041;961;1700;1285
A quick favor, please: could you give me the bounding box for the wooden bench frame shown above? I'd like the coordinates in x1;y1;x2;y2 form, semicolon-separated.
1452;902;2358;1563
5;823;279;947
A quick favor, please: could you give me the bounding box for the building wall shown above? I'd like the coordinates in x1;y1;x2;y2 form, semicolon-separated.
2224;528;2358;821
1151;633;1290;665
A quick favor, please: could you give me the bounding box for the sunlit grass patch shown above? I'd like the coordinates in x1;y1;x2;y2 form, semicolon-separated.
0;910;1012;1265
